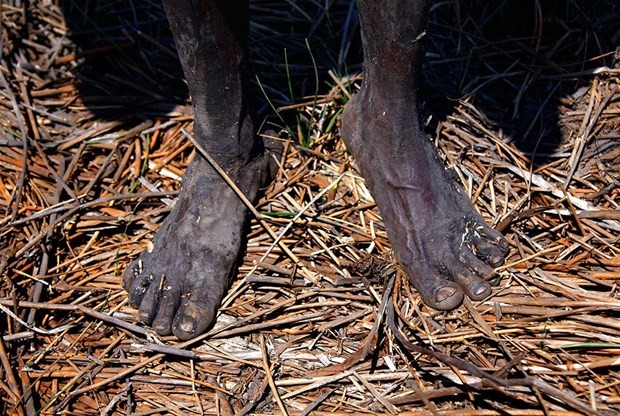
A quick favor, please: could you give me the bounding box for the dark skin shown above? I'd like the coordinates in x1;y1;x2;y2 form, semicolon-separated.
123;0;508;340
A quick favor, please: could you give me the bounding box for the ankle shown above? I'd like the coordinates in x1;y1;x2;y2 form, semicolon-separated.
192;115;259;171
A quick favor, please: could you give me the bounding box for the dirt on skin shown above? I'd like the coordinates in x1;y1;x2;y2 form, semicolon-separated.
1;0;619;414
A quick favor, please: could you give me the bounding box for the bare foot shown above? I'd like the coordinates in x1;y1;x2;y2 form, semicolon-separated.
341;85;508;310
123;139;279;340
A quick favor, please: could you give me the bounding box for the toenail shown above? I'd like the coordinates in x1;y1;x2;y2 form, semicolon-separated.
473;284;489;297
436;286;457;303
177;316;197;334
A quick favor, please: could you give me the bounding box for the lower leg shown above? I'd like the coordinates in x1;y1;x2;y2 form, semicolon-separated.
342;0;508;309
123;0;278;340
163;0;255;168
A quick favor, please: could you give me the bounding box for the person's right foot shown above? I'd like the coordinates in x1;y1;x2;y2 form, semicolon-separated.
123;137;279;340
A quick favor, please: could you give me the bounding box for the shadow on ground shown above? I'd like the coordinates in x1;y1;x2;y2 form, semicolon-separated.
423;0;619;166
14;0;620;163
56;0;361;131
58;0;186;122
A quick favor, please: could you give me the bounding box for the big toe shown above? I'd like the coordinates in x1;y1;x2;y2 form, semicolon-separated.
410;269;464;310
172;298;220;341
431;284;464;310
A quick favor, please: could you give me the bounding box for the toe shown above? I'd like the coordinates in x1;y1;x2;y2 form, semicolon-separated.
461;250;495;278
431;282;464;310
496;234;510;254
128;271;154;308
408;268;464;311
152;284;181;336
137;274;166;324
123;258;144;291
448;263;491;300
478;226;509;254
172;294;221;340
473;237;505;267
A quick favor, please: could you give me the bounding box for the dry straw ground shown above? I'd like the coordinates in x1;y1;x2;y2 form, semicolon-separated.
1;0;619;415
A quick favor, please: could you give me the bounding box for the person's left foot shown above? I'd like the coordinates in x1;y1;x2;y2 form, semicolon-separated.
341;83;509;310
